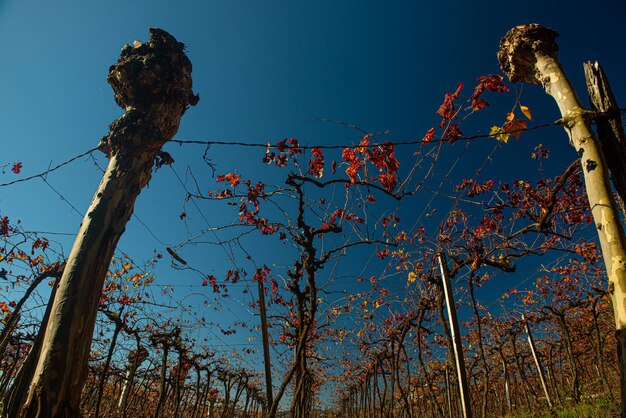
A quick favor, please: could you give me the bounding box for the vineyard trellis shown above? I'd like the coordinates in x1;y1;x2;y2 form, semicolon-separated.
0;23;624;418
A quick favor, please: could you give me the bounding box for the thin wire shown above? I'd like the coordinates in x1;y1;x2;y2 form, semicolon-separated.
2;108;625;189
169;121;559;149
0;147;97;187
41;177;83;216
169;165;237;265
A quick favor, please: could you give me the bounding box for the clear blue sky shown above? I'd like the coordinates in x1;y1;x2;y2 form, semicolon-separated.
1;0;624;403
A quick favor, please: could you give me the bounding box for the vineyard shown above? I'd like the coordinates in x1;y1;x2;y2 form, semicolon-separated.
1;3;625;418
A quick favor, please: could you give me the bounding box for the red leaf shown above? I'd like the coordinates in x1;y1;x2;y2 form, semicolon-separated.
471;74;510;110
422;128;436;143
442;124;463;144
436;83;463;126
307;147;324;178
216;173;241;187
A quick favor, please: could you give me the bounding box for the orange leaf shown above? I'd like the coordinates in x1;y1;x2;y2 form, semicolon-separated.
520;105;532;120
503;119;527;139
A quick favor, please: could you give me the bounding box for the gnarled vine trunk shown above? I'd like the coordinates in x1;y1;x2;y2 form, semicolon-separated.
17;28;197;417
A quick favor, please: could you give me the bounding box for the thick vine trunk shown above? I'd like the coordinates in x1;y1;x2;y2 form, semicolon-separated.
18;29;197;418
555;314;580;402
94;325;121;418
468;274;489;418
155;347;170;418
4;277;60;417
499;349;512;414
590;298;614;400
417;309;444;418
499;24;626;416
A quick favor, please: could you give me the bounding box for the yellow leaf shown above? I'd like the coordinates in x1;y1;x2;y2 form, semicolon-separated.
489;126;509;143
408;272;417;283
506;111;515;121
520;105;532;120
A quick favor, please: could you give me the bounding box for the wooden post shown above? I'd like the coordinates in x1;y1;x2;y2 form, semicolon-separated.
257;273;273;415
438;253;473;418
18;29;198;418
522;315;552;408
584;61;626;211
117;345;149;414
499;24;626;417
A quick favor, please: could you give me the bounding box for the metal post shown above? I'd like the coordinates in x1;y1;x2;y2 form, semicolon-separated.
502;356;512;413
522;315;552;408
438;253;473;418
445;366;453;418
257;273;273;414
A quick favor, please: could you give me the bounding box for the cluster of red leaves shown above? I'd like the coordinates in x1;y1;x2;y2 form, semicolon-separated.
212;173;242;199
31;237;49;253
376;248;389;259
0;216;12;236
498;173;590;228
381;214;400;228
252;265;279;294
434;83;464;144
329;209;364;225
534;259;598;301
224;269;242;284
437;168;592;273
308;147;324;178
442;124;463;143
216;173;241;187
0;302;12;314
424;75;511;145
263;138;302;167
471;74;510;110
436;83;463;125
456;179;496;197
11;162;22;174
213;173;280;235
201;270;247;296
221;327;237;336
342;144;363;184
408;226;426;245
342;135;400;192
202;275;220;293
574;241;600;264
437;209;468;243
252;265;271;283
422;128;436;144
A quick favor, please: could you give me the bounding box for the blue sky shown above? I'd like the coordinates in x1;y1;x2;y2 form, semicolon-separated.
1;0;625;403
